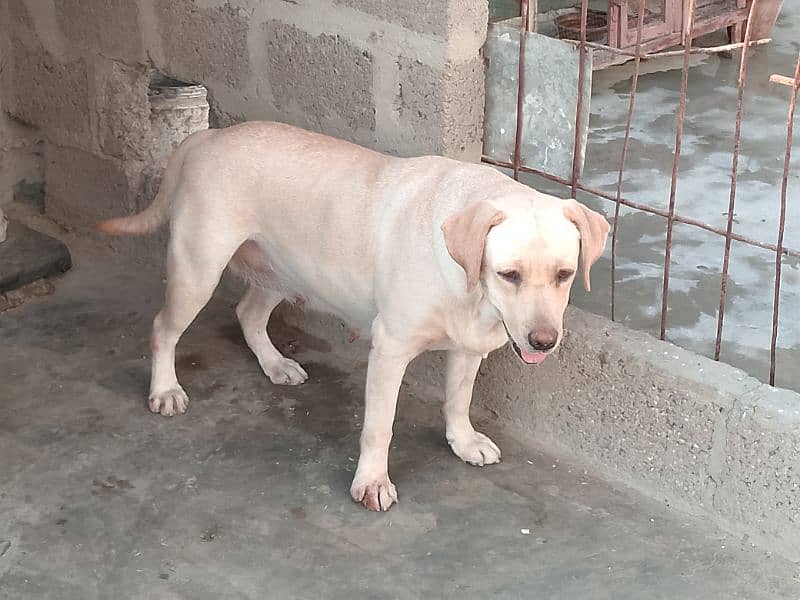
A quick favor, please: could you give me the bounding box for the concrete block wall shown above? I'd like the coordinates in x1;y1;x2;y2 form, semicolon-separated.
0;0;488;250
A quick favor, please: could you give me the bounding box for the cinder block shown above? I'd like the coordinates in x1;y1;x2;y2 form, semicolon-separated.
265;21;375;133
396;57;484;159
54;0;143;62
155;0;251;90
334;0;449;35
335;0;486;38
475;323;719;508
441;57;485;160
4;37;91;148
95;59;153;161
713;398;800;552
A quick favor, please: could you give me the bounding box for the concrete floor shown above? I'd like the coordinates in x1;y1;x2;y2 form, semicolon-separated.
3;235;800;599
523;4;800;391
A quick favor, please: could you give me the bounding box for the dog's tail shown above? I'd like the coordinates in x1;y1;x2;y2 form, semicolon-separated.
94;130;207;236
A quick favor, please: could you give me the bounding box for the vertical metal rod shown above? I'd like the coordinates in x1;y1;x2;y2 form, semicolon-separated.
512;0;530;181
611;0;646;322
527;0;538;32
570;0;589;198
659;0;697;341
714;0;759;361
769;52;800;386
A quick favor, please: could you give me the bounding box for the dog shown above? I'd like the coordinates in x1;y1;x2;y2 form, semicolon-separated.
96;122;610;512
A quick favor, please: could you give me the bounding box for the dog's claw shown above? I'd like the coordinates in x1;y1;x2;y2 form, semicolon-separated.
264;357;308;385
148;387;189;416
350;476;398;512
447;430;501;466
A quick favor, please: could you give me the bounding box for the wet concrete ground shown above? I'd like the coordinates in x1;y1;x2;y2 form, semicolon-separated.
523;5;800;391
2;236;800;599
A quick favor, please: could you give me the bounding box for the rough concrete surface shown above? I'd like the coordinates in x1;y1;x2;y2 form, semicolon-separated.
54;0;143;63
472;307;800;561
43;145;135;230
5;36;91;149
334;0;453;36
2;233;800;599
265;21;376;133
93;58;153;162
154;0;252;91
0;220;70;293
395;56;485;159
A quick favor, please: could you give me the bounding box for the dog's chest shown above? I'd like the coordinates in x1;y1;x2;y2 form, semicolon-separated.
444;313;508;356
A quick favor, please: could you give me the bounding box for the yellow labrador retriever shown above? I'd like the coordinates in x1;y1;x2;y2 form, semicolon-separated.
96;122;609;512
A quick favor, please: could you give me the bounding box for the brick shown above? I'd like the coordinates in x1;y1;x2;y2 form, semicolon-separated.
155;0;251;90
265;21;375;133
54;0;143;62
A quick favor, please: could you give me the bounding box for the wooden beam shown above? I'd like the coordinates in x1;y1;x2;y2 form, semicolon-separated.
770;74;799;88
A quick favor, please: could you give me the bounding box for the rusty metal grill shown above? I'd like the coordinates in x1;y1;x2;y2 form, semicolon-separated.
483;0;799;387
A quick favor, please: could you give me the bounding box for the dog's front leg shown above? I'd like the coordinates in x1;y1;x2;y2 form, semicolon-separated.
443;350;501;466
350;322;413;512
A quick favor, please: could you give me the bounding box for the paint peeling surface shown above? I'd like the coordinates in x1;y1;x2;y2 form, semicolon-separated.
521;5;799;392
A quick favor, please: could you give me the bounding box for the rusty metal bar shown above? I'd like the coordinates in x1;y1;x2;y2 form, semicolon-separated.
570;0;589;198
560;37;771;58
714;0;758;361
512;0;530;181
482;155;800;259
769;52;800;386
526;0;537;32
660;0;697;341
610;0;646;322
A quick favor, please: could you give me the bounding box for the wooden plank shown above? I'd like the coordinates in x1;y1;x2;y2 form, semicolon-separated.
748;0;783;39
770;74;798;88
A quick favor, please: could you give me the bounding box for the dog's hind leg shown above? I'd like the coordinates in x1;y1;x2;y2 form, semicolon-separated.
148;231;240;416
236;284;308;385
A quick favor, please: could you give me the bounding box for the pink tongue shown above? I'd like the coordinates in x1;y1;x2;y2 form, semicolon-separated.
521;350;547;365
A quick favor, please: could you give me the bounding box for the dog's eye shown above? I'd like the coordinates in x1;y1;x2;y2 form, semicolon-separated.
498;270;521;283
556;269;574;284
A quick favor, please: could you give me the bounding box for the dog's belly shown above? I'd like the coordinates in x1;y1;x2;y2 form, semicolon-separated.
230;239;378;332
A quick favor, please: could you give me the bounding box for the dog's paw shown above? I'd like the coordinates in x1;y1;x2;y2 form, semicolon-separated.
263;357;308;386
447;430;501;466
148;387;189;417
350;474;398;512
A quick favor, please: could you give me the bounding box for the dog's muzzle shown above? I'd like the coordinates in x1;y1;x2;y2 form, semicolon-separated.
503;321;548;365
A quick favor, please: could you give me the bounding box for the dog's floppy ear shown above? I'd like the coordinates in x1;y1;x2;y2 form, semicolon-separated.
563;199;610;292
441;201;506;291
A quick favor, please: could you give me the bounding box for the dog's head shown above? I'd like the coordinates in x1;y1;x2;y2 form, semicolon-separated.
441;192;609;364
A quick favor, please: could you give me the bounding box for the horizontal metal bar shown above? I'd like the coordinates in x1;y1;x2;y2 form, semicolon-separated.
481;156;800;259
559;37;771;59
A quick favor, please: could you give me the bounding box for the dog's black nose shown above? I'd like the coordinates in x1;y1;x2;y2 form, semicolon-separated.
528;328;558;352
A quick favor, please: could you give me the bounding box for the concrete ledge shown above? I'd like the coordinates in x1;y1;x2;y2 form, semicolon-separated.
267;298;800;561
473;306;800;561
0;220;71;293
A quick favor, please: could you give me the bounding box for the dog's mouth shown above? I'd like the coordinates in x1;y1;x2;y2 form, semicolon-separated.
502;322;549;365
510;338;548;365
